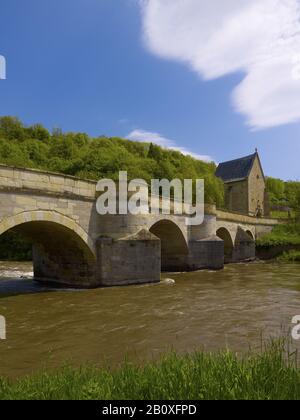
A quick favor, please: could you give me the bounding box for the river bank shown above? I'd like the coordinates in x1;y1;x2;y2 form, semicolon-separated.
255;220;300;261
256;244;300;260
0;342;299;400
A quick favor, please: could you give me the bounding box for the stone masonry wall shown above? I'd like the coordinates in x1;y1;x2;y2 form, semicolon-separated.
224;179;248;215
248;156;266;216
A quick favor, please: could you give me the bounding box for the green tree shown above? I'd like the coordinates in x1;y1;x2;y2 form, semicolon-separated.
0;116;27;141
147;143;163;161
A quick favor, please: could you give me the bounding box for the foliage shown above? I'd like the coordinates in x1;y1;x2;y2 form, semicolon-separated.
0;116;224;206
256;222;300;247
0;231;32;261
0;341;299;400
266;176;300;213
270;210;296;219
277;250;300;263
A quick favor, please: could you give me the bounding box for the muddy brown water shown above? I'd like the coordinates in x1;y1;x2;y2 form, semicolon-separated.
0;261;299;378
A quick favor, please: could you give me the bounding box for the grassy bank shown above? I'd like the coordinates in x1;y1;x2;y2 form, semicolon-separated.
0;342;299;400
257;222;300;248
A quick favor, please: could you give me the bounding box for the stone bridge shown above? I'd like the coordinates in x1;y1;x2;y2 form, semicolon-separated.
216;209;278;263
0;165;280;287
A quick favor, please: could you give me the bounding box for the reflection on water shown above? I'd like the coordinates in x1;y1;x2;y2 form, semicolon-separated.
0;260;299;378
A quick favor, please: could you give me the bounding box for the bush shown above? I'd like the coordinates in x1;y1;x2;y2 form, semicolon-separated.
256;223;300;247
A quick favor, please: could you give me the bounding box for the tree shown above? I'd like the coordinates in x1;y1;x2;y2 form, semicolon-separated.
0;116;27;141
147;143;162;161
27;124;50;142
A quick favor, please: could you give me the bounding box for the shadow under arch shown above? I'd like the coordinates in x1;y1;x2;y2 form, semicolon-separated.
0;211;97;288
245;230;255;241
149;219;189;272
216;227;234;263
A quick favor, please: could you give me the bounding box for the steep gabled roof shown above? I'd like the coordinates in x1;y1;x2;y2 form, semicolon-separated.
215;153;257;183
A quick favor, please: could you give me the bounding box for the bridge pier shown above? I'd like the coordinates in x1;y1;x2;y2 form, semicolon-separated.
188;214;224;270
187;237;224;270
96;230;161;286
232;227;256;262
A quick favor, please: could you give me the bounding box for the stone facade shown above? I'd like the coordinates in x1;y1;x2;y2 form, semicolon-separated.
247;155;268;216
224;180;248;215
0;164;279;287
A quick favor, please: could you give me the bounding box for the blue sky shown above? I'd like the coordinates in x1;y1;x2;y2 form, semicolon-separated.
0;0;299;180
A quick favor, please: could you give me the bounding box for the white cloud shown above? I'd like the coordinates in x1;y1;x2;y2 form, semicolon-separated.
127;129;173;147
140;0;300;129
127;129;214;162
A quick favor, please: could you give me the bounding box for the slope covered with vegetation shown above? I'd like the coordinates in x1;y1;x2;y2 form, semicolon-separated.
266;177;300;214
0;116;224;205
1;116;299;212
257;222;300;247
259;179;300;251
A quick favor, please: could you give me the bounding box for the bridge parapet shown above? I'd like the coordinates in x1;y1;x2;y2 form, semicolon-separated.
0;164;218;216
216;209;281;226
0;164;96;200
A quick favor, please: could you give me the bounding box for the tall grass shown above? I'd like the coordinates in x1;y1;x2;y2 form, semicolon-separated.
0;341;299;400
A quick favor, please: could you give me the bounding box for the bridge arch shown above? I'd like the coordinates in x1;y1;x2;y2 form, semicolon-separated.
149;219;189;272
245;230;255;241
216;227;234;263
0;211;97;287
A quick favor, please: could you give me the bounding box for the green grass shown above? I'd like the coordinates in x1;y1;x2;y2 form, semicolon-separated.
257;222;300;247
278;250;300;263
0;341;299;400
270;211;296;219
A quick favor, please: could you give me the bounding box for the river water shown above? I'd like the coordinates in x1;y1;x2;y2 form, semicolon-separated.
0;261;299;378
